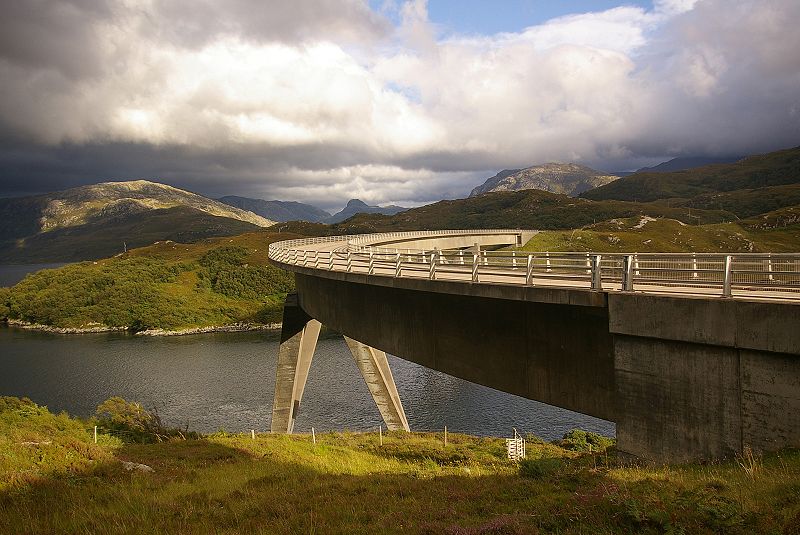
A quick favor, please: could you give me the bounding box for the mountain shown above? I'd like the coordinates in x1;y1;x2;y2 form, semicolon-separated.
635;155;744;173
325;199;408;224
218;196;330;223
582;146;800;202
0;180;274;263
469;163;619;198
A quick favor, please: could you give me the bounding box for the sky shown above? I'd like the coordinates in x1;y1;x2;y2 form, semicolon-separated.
0;0;798;211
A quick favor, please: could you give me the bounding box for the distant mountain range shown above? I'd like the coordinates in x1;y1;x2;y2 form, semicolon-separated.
470;163;619;197
2;146;798;264
324;199;408;224
303;145;800;235
219;196;330;223
0;180;273;263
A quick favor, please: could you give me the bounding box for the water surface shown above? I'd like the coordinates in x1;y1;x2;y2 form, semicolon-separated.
0;326;614;440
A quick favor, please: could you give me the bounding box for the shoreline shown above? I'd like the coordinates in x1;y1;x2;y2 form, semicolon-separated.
4;319;281;336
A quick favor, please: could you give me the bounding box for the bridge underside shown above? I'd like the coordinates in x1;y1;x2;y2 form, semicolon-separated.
294;272;617;422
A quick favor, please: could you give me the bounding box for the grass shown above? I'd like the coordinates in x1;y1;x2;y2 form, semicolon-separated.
518;216;800;253
1;397;799;534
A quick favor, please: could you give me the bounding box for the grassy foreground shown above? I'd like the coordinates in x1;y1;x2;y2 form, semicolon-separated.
2;397;799;534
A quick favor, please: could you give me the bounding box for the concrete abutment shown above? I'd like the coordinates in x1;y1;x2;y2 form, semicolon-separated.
610;294;800;462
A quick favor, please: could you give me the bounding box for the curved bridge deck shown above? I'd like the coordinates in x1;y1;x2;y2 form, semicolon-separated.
268;230;800;462
269;230;800;301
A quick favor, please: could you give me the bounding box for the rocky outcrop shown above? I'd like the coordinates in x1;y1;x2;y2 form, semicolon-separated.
470;163;619;198
36;180;275;231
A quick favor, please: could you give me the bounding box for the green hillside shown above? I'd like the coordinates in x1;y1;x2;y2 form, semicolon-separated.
519;215;800;253
661;183;800;218
2;396;799;534
583;145;800;202
0;231;295;331
326;189;734;234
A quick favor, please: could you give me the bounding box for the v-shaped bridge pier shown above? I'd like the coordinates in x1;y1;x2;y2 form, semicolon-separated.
271;293;410;434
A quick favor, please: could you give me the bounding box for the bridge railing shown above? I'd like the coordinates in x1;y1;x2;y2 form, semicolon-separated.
268;232;800;299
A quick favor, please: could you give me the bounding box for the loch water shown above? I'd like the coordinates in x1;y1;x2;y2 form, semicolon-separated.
0;265;614;440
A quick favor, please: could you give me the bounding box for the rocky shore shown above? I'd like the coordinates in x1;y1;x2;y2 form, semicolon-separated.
5;319;280;336
134;322;281;336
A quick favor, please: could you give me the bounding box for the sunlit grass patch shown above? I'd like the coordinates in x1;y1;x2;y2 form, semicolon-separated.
2;397;799;534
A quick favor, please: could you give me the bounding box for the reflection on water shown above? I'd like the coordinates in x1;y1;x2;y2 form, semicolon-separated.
0;326;614;440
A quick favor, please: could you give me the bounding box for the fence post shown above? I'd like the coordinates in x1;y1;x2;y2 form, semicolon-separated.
444;426;448;447
622;254;634;291
368;252;374;275
591;255;603;290
379;425;383;446
472;254;479;282
94;425;97;444
347;251;352;272
459;250;464;265
328;252;334;271
429;253;436;280
546;252;551;273
312;427;316;445
512;251;517;268
692;253;698;279
768;254;774;281
723;255;733;297
394;253;402;277
526;255;534;285
251;429;255;440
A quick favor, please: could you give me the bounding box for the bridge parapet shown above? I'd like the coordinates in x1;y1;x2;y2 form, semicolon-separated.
269;231;800;300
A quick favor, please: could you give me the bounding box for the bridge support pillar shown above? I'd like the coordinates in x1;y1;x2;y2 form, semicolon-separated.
271;293;321;434
344;337;410;432
271;293;410;434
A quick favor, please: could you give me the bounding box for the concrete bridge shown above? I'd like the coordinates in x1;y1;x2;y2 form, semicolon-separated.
268;230;800;462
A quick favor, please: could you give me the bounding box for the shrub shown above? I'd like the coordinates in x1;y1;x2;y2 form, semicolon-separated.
94;397;168;443
519;457;564;479
199;246;294;300
559;429;614;452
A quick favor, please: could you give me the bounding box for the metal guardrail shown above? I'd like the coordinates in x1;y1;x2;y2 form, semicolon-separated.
268;231;800;300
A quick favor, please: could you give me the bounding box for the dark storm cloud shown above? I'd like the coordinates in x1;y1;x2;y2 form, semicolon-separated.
0;0;115;79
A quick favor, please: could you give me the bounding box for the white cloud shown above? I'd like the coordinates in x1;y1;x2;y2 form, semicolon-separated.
654;0;700;16
0;0;799;206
